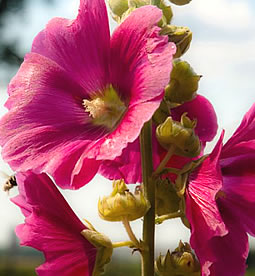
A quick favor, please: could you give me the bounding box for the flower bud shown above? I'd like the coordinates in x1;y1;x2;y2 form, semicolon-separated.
160;25;192;58
168;0;192;6
98;180;150;222
155;241;200;276
156;178;180;216
165;59;201;104
108;0;129;17
156;114;201;157
81;227;113;276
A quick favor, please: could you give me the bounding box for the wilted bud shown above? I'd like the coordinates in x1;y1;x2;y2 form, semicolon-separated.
81;227;113;276
156;114;201;157
165;59;201;104
98;180;150;222
168;0;192;6
108;0;129;17
155;241;200;276
160;25;192;58
156;178;180;216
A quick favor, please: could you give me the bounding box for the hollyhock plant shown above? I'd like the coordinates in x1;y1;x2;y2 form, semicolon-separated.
0;0;176;189
11;172;99;275
99;94;218;184
185;103;255;275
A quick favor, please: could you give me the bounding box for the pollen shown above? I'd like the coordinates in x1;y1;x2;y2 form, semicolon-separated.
83;98;106;119
83;85;127;130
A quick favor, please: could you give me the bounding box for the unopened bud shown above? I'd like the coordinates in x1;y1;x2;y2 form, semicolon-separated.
156;179;180;216
108;0;129;17
165;59;201;104
156;114;201;157
81;226;113;276
161;25;192;58
155;241;200;276
168;0;192;6
98;180;150;222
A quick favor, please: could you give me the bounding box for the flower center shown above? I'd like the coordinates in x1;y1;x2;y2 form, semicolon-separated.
83;85;127;130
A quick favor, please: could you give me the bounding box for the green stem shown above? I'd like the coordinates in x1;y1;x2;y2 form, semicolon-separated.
112;241;134;248
122;217;140;249
140;120;155;276
155;211;184;224
154;145;176;175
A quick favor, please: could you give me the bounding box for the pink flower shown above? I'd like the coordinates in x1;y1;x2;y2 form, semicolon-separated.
99;94;218;183
0;0;176;189
186;103;255;275
11;172;97;275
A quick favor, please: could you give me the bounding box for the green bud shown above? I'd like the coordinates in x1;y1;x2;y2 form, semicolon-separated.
108;0;129;17
158;1;173;26
160;25;192;58
81;228;113;276
156;114;201;157
168;0;192;6
98;180;150;222
165;59;201;104
156;178;180;216
155;241;200;276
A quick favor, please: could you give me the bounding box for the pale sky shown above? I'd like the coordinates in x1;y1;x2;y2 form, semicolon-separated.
0;0;254;252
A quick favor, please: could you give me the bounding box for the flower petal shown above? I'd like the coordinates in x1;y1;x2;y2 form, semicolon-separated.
186;132;227;270
31;0;110;93
0;54;106;188
222;103;255;156
11;172;96;276
171;95;218;142
207;198;248;276
110;5;176;105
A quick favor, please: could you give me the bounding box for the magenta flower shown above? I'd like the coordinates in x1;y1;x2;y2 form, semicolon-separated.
186;103;255;275
11;172;97;275
0;0;176;189
99;94;218;183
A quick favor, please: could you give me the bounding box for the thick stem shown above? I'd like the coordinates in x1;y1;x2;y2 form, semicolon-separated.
140;120;155;276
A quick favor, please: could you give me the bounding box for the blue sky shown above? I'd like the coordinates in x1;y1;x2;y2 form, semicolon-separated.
0;0;254;250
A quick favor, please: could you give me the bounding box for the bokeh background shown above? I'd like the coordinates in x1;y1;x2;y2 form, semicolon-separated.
0;0;254;275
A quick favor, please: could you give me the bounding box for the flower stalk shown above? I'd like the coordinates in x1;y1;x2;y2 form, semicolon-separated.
140;120;155;276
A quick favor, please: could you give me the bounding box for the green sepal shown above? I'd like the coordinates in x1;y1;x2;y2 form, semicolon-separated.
155;241;200;276
161;25;192;58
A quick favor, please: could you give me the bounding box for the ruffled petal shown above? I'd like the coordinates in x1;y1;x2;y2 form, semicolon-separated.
99;131;160;184
186;132;227;270
110;5;176;105
171;95;218;142
0;54;106;188
31;0;110;93
11;172;96;276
